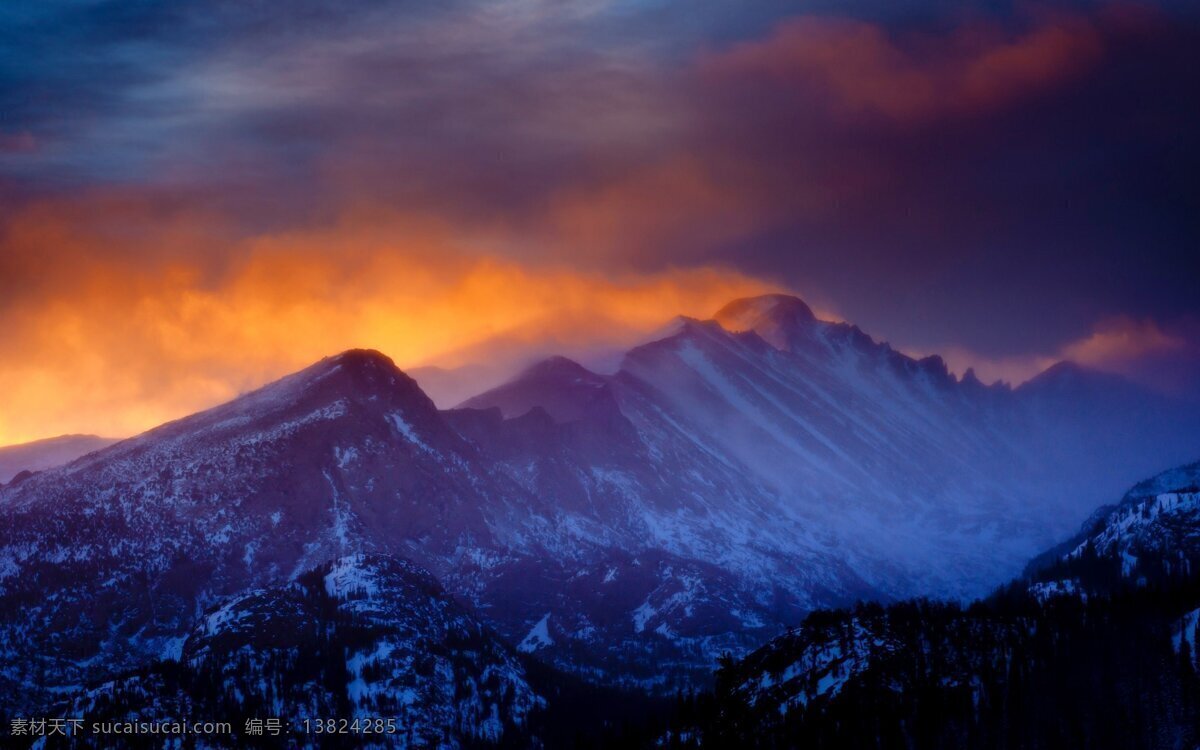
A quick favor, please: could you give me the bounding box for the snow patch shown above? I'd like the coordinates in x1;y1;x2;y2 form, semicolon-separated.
324;556;380;599
631;601;657;633
387;412;432;453
517;613;554;653
1174;607;1200;654
334;445;359;468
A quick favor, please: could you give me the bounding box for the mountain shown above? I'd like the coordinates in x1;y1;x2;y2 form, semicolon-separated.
459;356;614;422
1027;459;1200;593
466;294;1200;602
0;349;535;712
2;295;1199;717
0;434;117;484
711;293;819;349
58;553;543;749
681;591;1200;749
408;325;634;409
673;457;1200;749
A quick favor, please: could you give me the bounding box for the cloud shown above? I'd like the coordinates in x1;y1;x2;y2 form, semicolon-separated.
680;5;1200;358
1061;316;1200;396
936;316;1200;397
1061;316;1189;367
0;0;1196;441
698;12;1105;124
0;192;776;444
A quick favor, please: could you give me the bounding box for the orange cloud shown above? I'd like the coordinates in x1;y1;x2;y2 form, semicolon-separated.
0;194;777;445
700;12;1106;123
542;156;768;262
934;316;1194;389
1060;316;1189;369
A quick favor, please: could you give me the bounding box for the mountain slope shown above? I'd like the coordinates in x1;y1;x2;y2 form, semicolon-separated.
0;349;539;712
675;458;1200;749
467;295;1200;602
452;294;1200;686
1027;459;1200;593
2;296;1199;712
55;554;542;749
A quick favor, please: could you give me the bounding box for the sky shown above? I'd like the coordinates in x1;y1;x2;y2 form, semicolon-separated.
0;0;1197;444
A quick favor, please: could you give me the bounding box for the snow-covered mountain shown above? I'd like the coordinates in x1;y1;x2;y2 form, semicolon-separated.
716;600;1016;720
0;434;117;484
0;349;536;712
465;294;1200;601
2;294;1199;718
61;553;542;749
1027;459;1200;592
681;457;1200;748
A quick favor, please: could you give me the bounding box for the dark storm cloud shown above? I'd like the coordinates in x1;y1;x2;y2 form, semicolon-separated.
0;0;1197;388
685;7;1200;357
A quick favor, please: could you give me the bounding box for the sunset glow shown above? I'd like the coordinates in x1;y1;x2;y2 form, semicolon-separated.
1;0;1197;444
0;195;775;443
2;3;1200;742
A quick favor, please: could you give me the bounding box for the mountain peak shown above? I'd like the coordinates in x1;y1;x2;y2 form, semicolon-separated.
279;348;408;396
1036;360;1087;378
518;355;604;384
714;294;815;329
297;348;412;390
166;347;434;438
1018;360;1132;396
325;348;399;373
713;294;817;350
458;356;610;421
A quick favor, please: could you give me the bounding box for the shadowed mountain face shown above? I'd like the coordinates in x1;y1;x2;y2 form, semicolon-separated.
685;459;1200;750
466;295;1200;591
2;296;1199;714
1026;459;1200;591
0;350;546;708
459;356;613;423
59;554;543;749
